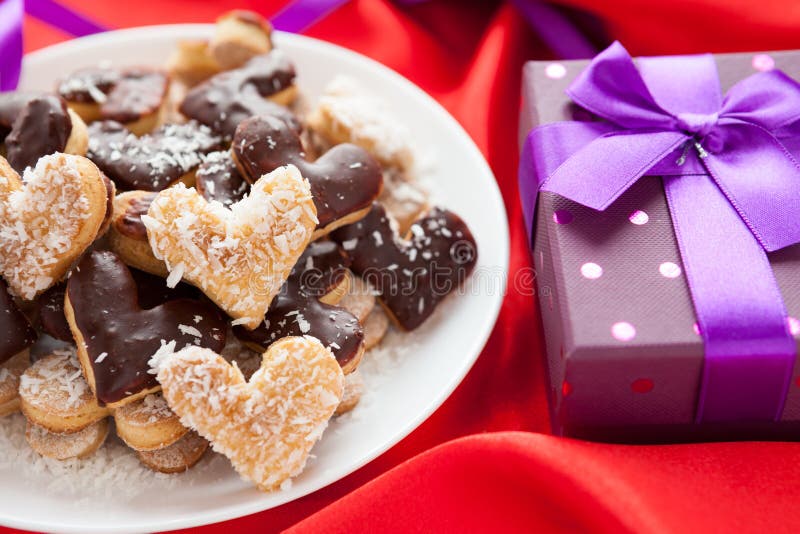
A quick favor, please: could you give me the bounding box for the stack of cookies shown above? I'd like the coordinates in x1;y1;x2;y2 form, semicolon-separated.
0;10;477;491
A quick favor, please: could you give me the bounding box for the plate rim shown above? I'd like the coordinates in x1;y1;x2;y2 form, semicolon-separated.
4;23;510;534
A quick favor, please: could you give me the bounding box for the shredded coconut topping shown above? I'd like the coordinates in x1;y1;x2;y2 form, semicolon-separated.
0;154;95;299
141;164;317;328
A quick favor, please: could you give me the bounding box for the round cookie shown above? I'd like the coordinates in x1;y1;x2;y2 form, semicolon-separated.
25;419;109;461
334;369;363;416
137;431;209;474
210;10;273;70
338;276;376;323
0;92;89;173
19;351;111;434
114;393;188;452
363;306;390;350
0;351;30;417
167;40;223;87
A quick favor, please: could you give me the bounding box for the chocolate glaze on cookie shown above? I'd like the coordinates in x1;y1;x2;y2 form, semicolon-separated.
36;283;72;342
66;251;227;405
37;268;201;342
331;202;478;330
0;279;37;363
235;241;364;371
233;115;383;230
88;121;222;191
179;51;298;139
114;191;158;240
58;67;169;124
0;92;72;173
195;151;249;207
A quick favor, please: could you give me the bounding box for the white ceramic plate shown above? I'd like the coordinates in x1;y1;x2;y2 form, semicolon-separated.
0;24;508;533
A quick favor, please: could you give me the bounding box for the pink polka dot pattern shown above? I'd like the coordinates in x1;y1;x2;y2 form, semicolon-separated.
580;262;603;279
545;63;567;79
611;321;636;342
631;378;654;393
553;209;573;224
628;210;649;225
659;262;682;278
752;54;775;72
788;316;800;337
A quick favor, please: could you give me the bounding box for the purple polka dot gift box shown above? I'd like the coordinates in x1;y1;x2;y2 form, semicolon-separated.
519;42;800;442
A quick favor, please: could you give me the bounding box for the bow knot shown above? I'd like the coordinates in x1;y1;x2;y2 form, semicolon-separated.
675;111;719;138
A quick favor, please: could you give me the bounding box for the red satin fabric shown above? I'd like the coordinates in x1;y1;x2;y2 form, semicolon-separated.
13;1;800;533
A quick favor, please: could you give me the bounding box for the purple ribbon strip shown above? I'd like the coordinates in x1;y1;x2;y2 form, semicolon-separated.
0;0;23;91
271;0;350;33
520;42;800;423
0;0;107;92
508;0;597;59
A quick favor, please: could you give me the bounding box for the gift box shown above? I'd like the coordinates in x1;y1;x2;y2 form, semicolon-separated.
519;43;800;442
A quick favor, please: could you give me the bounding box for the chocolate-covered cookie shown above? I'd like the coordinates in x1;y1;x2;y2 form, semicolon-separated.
87;120;222;191
195;151;249;206
235;241;364;373
37;269;201;342
0;279;37;364
64;251;227;407
179;51;299;139
58;67;170;135
0;92;87;173
331;202;478;330
233;115;383;236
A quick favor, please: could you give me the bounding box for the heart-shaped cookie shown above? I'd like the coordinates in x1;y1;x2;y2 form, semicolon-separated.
87;120;222;191
179;51;298;139
156;337;343;491
234;240;365;374
58;67;170;136
64;250;228;407
233;115;383;237
141;164;317;330
331;202;478;330
0;153;112;300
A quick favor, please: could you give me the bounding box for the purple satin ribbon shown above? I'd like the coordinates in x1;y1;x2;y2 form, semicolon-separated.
271;0;351;33
520;41;800;423
0;0;23;91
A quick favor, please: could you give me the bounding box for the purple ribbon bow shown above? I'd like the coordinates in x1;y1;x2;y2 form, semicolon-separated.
521;41;800;423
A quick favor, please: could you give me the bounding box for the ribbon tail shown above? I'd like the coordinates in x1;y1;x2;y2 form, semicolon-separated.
706;121;800;252
664;174;796;422
0;0;23;91
271;0;351;33
540;129;687;210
